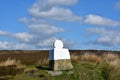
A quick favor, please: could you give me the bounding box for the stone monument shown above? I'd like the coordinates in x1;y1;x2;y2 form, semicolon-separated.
49;40;73;71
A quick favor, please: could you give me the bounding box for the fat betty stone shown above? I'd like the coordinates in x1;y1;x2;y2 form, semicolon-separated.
49;40;73;71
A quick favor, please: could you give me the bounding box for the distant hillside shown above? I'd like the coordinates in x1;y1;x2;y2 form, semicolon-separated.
0;50;120;55
0;50;120;65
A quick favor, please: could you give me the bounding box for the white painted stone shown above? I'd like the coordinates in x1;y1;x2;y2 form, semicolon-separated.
49;40;71;60
49;48;70;60
54;40;63;49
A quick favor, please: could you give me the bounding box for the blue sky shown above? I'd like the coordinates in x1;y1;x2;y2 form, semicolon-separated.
0;0;120;50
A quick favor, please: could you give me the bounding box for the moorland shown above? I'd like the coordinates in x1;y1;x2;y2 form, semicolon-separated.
0;50;120;80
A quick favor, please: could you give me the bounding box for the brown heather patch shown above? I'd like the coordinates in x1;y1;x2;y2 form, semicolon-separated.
0;50;120;80
0;50;120;66
36;58;49;66
71;54;79;63
80;53;102;63
0;50;48;65
70;52;102;64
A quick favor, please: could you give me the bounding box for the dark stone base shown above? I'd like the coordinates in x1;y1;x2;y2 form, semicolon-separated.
49;59;73;71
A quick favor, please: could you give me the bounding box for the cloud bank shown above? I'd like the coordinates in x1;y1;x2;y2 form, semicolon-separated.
85;14;120;48
29;0;82;22
85;14;120;27
1;0;120;50
0;0;78;50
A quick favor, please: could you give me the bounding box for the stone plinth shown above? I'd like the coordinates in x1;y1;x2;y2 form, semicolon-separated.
49;40;73;71
49;59;73;71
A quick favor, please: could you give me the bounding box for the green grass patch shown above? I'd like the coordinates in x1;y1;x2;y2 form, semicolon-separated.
2;63;107;80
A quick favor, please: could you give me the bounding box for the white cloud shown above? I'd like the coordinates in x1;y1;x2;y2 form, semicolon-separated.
0;41;32;50
29;0;82;22
28;23;64;35
36;37;57;48
18;15;65;45
32;0;77;10
48;0;77;6
0;22;72;49
0;30;10;36
0;36;74;50
19;17;28;24
0;41;9;49
85;14;120;27
85;14;120;47
12;33;34;43
95;35;120;46
87;27;120;46
0;30;35;44
87;28;113;35
0;0;76;50
19;17;46;24
29;7;82;22
15;22;64;44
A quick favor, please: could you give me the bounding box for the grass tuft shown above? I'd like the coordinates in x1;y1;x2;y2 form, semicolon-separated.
0;59;25;76
0;59;18;67
80;53;102;63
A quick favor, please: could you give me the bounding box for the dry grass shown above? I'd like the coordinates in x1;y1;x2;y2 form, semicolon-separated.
0;58;25;76
0;58;25;69
0;50;120;80
71;54;79;63
102;53;120;68
102;53;119;62
71;52;120;67
71;54;79;60
0;58;19;67
0;50;48;65
70;52;120;80
71;53;102;63
79;53;102;63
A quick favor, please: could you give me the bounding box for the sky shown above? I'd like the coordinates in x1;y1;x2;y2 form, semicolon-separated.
0;0;120;50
